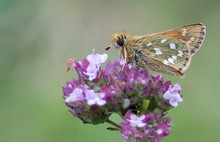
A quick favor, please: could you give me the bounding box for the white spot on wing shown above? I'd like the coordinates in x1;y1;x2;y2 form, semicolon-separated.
190;37;195;41
181;28;187;36
168;58;175;64
163;60;169;65
172;55;177;60
154;48;162;55
182;31;186;36
146;42;152;46
187;40;192;44
169;43;176;49
161;39;167;43
178;50;183;57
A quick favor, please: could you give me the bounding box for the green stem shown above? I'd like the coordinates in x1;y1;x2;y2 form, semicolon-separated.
105;118;121;129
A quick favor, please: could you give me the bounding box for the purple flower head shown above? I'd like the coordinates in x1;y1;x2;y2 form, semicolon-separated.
62;50;184;142
163;83;183;107
120;111;144;142
120;111;171;142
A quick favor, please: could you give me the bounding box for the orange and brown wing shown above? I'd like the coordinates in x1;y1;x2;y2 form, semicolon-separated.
133;23;206;76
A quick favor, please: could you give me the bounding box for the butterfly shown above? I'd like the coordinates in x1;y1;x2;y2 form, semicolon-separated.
105;23;206;78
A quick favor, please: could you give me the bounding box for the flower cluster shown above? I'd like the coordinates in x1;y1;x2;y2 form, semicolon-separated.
62;50;183;142
120;111;171;142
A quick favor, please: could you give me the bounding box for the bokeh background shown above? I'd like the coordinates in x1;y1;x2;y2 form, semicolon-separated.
1;0;220;142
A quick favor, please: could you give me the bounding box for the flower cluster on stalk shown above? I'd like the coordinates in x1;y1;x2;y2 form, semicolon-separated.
62;50;183;142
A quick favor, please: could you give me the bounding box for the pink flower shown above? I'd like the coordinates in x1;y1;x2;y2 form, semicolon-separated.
84;49;108;80
65;88;84;103
128;113;146;128
163;84;183;107
85;90;106;106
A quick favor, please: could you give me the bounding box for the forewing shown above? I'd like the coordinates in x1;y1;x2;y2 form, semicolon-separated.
139;23;206;75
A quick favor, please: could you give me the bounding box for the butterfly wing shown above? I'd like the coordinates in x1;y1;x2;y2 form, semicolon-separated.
133;23;206;77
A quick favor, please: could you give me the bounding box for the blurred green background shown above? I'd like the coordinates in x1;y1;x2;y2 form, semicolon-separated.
1;0;220;142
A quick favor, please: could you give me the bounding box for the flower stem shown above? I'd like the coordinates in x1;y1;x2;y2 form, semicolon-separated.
105;118;121;129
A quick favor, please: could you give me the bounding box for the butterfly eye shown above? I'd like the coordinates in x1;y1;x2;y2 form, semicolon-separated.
116;36;124;46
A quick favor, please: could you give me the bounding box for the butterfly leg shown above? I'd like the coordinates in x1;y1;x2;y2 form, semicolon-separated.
121;47;128;70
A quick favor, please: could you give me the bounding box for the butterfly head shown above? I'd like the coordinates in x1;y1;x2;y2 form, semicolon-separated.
106;31;127;50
